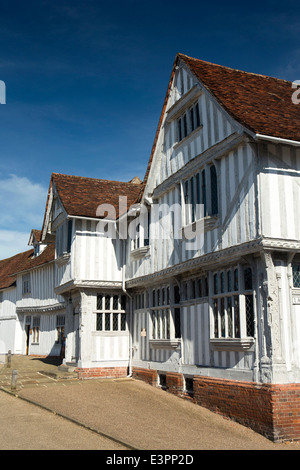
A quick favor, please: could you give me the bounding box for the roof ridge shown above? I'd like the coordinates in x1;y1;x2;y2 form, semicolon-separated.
177;53;293;84
52;172;142;185
0;248;33;264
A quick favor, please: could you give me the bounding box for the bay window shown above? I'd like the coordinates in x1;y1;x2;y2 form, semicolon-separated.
95;293;127;332
211;266;255;344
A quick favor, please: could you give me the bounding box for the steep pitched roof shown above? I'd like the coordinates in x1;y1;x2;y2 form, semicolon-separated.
141;53;300;197
0;250;34;289
28;229;42;245
178;53;300;142
51;172;142;220
0;244;56;289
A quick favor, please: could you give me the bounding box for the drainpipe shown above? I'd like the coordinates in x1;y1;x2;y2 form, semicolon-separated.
121;239;133;377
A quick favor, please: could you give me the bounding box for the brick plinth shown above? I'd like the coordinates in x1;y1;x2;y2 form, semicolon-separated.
165;372;184;395
132;367;157;385
76;366;128;380
132;367;300;442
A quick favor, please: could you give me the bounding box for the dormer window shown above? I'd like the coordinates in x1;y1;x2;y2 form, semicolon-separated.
56;219;73;257
34;244;40;257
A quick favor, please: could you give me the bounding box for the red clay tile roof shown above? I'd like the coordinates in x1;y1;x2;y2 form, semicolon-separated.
178;53;300;142
31;229;42;243
52;173;142;219
0;250;34;289
0;244;55;289
141;53;300;197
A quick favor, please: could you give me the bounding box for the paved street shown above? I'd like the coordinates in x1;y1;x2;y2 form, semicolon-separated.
0;391;127;450
1;356;300;451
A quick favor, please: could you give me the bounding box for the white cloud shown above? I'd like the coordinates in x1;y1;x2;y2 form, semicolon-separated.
0;174;48;260
0;230;31;260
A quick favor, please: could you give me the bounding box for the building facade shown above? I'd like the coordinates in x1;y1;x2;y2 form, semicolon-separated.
1;53;300;441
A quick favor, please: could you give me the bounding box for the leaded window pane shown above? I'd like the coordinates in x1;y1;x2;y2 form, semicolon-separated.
121;314;126;331
227;297;233;337
220;272;225;293
121;295;126;310
113;313;118;331
105;313;110;331
113;295;119;310
213;299;218;338
214;273;218;295
210;165;218;215
246;294;254;337
293;264;300;288
227;271;232;292
234;295;240;338
97;294;103;310
174;285;180;304
174;308;181;338
96;313;103;331
234;269;239;291
105;295;111;310
244;267;253;291
220;298;225;337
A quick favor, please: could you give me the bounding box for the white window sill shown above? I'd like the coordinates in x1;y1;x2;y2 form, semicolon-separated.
149;339;181;350
55;252;71;267
210;338;254;352
180;215;218;238
92;331;129;337
131;245;150;260
166;84;202;121
173;125;203;150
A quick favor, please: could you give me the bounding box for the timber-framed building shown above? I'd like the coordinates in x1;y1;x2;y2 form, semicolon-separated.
1;53;300;442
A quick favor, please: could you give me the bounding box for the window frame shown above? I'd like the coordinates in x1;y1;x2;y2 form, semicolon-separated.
210;266;255;351
130;209;151;259
176;101;201;144
292;263;300;288
182;163;219;227
22;273;31;296
56;315;65;344
95;293;128;333
147;285;182;349
32;316;40;344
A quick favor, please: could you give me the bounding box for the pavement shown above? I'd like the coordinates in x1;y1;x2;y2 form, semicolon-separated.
1;355;300;451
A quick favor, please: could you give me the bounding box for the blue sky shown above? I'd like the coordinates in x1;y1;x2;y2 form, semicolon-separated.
0;0;300;258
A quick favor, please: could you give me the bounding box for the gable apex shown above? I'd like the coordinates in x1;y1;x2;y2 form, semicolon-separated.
176;53;300;142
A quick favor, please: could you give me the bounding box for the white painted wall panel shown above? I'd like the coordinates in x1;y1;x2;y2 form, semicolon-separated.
259;143;300;240
16;263;64;310
92;333;129;362
74;220;123;283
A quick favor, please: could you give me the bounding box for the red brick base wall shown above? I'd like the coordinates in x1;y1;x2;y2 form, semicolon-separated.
132;367;300;442
131;367;158;385
166;372;184;395
76;366;128;380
